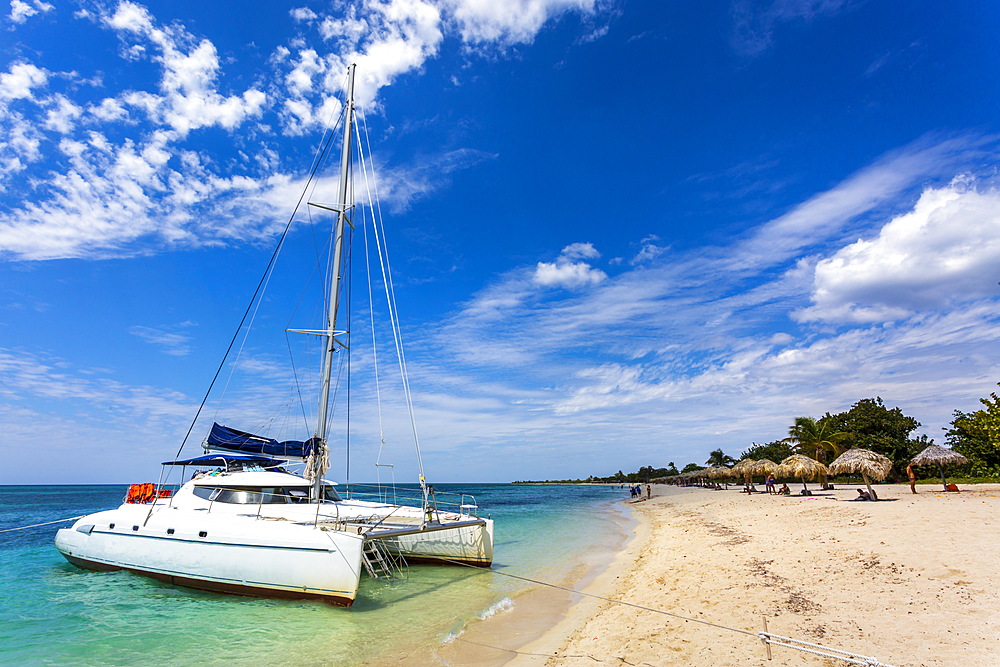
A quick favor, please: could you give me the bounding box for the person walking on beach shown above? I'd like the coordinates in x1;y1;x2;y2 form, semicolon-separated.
907;463;917;494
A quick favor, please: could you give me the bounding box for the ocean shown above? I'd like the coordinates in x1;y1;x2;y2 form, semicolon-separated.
0;484;629;666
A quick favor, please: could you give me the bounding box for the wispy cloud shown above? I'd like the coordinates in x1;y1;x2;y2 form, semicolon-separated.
410;136;1000;475
9;0;53;25
0;0;606;261
730;0;853;57
128;322;195;356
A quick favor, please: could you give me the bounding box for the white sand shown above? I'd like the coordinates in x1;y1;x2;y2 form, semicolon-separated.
507;483;1000;667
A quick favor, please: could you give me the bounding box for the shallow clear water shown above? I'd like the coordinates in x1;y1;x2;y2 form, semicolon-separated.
0;484;626;666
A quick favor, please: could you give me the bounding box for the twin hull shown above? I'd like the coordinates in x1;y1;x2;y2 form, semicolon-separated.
54;503;495;604
377;519;494;567
55;504;365;606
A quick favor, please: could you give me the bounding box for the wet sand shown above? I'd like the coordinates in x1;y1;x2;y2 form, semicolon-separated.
507;483;1000;667
432;498;634;667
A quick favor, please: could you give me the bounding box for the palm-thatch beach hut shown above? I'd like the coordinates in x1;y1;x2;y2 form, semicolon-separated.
777;454;829;494
750;459;778;485
911;445;969;491
731;458;756;484
828;448;892;500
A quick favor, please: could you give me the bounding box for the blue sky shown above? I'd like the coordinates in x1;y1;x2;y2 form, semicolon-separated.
2;0;999;484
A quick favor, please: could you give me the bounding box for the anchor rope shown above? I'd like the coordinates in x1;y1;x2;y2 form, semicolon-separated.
421;555;897;667
0;516;85;532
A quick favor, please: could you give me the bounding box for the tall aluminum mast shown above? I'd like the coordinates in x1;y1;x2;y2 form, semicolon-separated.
312;63;355;502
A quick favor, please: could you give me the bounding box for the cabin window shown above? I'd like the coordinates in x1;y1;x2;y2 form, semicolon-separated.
284;486;341;502
287;488;309;503
192;485;340;503
191;486;289;504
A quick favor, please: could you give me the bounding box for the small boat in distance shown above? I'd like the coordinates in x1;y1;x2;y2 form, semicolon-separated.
55;64;494;604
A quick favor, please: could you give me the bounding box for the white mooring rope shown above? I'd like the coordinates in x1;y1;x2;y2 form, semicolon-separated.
0;516;84;533
419;554;898;667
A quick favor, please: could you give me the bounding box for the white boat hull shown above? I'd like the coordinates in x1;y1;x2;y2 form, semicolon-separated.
54;504;365;606
371;518;494;566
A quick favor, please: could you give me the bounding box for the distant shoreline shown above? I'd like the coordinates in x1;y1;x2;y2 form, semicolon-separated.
509;481;602;485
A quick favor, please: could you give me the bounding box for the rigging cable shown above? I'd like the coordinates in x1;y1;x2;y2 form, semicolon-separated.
359;156;387;471
210;104;349;428
168;102;346;466
355;107;426;485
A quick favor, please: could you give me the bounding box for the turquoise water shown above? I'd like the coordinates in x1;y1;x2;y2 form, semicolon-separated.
0;484;626;666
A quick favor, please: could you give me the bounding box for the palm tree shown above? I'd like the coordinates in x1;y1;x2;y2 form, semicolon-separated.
783;417;851;488
705;448;736;468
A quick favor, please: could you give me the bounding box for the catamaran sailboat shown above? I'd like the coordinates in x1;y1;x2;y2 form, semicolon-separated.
55;64;493;605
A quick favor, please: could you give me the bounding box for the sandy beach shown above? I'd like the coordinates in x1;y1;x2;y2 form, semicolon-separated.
497;483;1000;667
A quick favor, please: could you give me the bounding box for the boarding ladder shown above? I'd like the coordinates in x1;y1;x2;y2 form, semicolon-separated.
361;538;408;580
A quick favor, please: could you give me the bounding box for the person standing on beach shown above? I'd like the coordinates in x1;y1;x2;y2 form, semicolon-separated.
766;474;775;494
646;484;651;500
907;463;917;494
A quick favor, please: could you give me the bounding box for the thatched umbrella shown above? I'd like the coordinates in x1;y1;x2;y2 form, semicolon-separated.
911;445;969;491
731;458;756;484
777;454;829;494
828;448;891;500
751;459;778;485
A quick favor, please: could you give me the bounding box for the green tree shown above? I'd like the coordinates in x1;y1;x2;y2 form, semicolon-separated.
681;463;705;473
784;416;851;488
740;440;794;463
784;416;850;463
705;449;736;467
666;462;679;476
946;383;1000;477
820;397;922;476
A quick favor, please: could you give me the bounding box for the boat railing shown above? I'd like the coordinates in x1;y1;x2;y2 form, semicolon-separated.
184;485;344;527
344;484;480;518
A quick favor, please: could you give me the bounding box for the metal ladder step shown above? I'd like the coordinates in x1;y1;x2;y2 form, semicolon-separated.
362;538;407;580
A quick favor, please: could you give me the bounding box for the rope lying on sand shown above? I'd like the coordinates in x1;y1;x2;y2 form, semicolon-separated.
0;516;84;533
423;554;897;667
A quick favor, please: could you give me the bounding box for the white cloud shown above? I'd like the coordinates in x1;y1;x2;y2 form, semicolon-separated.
128;324;193;356
104;1;267;136
730;0;851;57
560;241;600;260
797;180;1000;323
278;0;605;134
0;61;47;100
533;242;607;288
0;348;194;419
290;6;318;21
43;94;84;134
90;97;129;122
286;48;326;96
534;259;607;288
731;134;997;274
421;139;1000;477
9;0;52;24
630;237;665;265
0;111;42;178
444;0;596;45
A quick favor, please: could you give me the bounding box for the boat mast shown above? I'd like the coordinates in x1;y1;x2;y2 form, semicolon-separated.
313;63;356;502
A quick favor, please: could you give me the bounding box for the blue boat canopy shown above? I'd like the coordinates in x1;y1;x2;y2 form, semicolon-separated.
205;422;319;460
162;453;288;467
